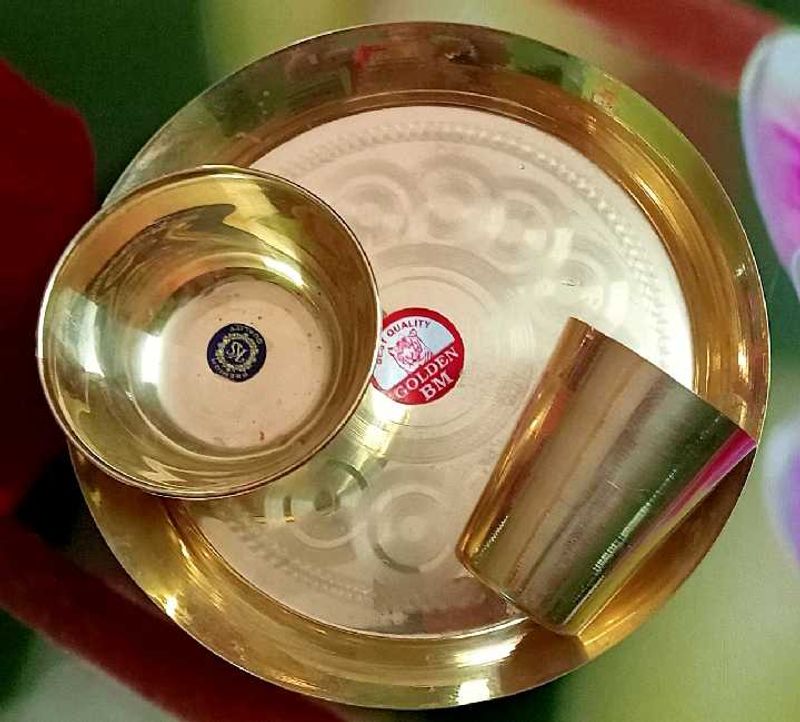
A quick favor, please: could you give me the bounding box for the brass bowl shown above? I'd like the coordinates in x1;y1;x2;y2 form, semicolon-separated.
38;166;380;498
70;23;769;707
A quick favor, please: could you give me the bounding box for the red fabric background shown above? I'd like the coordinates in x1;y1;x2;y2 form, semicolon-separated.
0;61;95;513
0;64;340;721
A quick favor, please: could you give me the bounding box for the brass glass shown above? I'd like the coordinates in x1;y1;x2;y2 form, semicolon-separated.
39;166;380;497
458;318;757;635
69;24;768;708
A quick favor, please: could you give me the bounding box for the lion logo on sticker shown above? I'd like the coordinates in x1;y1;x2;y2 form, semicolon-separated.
372;307;465;405
387;329;433;373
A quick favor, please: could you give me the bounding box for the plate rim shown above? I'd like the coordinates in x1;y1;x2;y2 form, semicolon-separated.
77;22;769;709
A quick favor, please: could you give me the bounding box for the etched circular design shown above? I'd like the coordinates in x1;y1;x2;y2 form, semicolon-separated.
489;177;565;275
194;461;512;633
260;460;369;551
418;155;502;242
264;120;649;282
367;483;451;573
527;228;632;336
323;160;418;250
257;107;692;385
206;322;267;382
199;497;376;609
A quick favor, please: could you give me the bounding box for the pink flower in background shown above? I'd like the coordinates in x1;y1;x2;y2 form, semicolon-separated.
742;32;800;563
741;30;800;298
763;418;800;562
790;455;800;558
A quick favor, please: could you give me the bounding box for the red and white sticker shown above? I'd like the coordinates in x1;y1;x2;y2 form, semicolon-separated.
372;307;465;405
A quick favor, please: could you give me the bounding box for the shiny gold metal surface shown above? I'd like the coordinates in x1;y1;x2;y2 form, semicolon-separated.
39;166;380;498
458;318;757;636
71;24;769;708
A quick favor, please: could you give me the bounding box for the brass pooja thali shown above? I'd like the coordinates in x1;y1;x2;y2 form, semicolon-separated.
72;23;769;708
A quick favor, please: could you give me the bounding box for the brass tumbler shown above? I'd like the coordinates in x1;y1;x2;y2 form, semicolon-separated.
457;318;756;635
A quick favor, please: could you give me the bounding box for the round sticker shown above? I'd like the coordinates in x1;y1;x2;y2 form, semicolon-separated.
372;307;465;405
207;323;267;382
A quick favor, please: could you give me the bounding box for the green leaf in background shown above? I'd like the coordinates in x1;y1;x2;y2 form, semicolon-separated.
749;0;800;25
0;0;209;196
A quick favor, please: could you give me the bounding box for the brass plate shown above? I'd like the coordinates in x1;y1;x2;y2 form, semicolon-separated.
75;23;769;708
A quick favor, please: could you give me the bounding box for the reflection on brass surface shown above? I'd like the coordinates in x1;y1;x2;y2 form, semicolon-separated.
458;318;756;635
38;166;379;497
74;444;589;707
72;24;768;707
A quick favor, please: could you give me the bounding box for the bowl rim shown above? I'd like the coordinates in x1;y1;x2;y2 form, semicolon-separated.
37;164;381;498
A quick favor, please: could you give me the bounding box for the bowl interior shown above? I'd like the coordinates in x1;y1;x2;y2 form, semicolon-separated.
38;167;379;497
